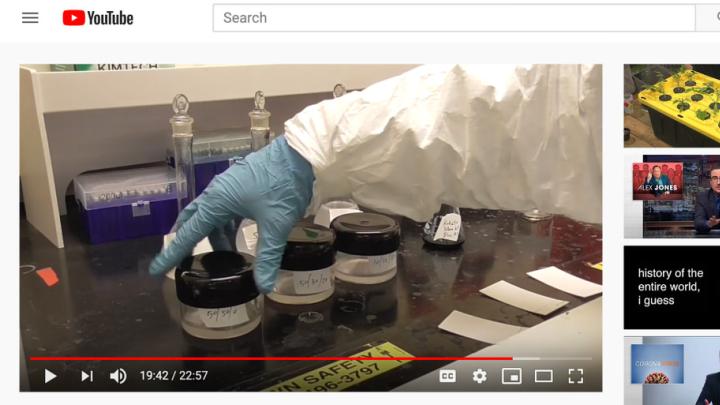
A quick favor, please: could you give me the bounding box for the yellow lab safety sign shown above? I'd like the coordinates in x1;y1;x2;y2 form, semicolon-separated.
265;342;413;392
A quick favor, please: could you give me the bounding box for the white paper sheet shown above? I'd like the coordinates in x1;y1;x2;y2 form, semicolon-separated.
527;266;603;298
163;233;213;256
438;310;526;344
234;219;259;256
480;280;569;316
241;223;259;253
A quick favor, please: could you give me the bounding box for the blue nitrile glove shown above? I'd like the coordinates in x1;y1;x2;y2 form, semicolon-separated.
149;136;314;293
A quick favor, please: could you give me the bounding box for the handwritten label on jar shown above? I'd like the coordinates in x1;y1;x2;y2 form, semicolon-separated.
241;222;259;253
336;251;397;276
293;267;333;295
433;213;461;242
368;251;397;273
201;304;250;328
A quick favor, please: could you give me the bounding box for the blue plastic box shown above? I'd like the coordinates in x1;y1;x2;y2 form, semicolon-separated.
74;166;180;244
167;129;253;194
194;160;233;194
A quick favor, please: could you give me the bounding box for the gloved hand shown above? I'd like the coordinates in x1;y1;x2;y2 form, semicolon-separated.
149;136;315;293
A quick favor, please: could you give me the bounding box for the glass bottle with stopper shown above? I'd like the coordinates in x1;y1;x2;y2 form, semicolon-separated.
423;204;465;249
169;94;196;213
248;90;272;150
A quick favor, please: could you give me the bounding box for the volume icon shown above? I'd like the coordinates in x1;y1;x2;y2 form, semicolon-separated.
109;368;127;384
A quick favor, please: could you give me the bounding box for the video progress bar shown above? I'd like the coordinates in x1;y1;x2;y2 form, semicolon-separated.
513;357;594;361
30;356;515;361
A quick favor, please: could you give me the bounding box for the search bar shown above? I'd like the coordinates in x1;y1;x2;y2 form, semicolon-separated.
212;3;696;32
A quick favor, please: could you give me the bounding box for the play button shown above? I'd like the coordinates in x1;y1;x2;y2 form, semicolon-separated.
62;10;86;26
44;369;57;383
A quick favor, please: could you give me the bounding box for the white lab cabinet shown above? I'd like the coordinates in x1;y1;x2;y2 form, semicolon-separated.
20;64;416;247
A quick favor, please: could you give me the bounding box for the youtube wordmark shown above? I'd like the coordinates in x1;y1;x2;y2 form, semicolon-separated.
63;10;134;26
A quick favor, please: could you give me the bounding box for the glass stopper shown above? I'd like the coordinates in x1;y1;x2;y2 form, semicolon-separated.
333;83;347;98
172;94;190;115
254;91;266;110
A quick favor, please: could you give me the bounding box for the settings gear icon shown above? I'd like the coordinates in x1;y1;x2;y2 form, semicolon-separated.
472;368;488;384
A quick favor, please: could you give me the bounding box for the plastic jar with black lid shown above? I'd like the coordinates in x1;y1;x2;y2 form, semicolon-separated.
175;251;262;339
331;213;401;284
267;224;336;305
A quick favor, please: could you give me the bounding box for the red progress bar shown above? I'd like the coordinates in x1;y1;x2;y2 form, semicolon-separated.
30;356;514;361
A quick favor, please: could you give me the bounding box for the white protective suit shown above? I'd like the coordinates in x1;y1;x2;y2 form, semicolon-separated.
284;64;602;224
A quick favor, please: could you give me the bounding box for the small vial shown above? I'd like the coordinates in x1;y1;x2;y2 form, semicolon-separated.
522;208;553;222
422;204;465;249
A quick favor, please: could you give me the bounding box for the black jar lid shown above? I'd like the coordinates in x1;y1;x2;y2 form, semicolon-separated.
175;251;258;308
280;224;336;271
331;213;401;256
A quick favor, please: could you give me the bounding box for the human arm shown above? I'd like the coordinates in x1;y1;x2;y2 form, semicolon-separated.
696;375;713;405
285;64;602;224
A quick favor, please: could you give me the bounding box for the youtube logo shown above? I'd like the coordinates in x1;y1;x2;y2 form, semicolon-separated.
63;10;85;26
62;10;134;26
